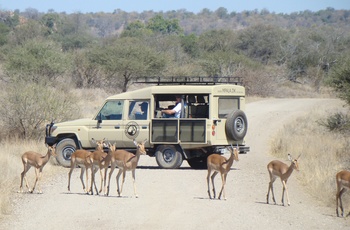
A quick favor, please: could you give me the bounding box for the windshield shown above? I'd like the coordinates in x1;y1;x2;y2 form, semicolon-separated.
95;100;124;120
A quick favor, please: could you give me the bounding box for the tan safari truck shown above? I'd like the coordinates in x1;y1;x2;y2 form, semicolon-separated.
45;77;249;169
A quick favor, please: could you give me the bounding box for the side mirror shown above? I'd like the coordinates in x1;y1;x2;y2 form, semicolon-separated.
97;113;102;124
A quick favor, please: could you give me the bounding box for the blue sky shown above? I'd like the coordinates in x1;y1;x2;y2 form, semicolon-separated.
0;0;349;14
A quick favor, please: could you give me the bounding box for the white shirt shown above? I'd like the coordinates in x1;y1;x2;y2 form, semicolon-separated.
172;103;181;118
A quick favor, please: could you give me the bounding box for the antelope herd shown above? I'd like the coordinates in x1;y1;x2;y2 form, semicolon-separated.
18;140;350;217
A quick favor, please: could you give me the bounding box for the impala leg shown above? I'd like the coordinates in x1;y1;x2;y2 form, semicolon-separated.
211;171;218;199
103;167;109;195
218;173;226;200
119;169;127;197
79;167;87;193
281;180;290;206
99;168;104;194
266;183;271;204
267;173;277;205
116;169;123;196
268;176;277;205
67;160;76;192
35;168;44;194
336;187;345;217
207;170;212;199
19;164;31;193
91;167;98;195
106;164;116;196
67;166;75;192
132;169;138;198
338;188;346;217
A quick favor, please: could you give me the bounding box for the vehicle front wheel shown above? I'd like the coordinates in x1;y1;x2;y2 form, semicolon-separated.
55;138;76;167
155;145;183;169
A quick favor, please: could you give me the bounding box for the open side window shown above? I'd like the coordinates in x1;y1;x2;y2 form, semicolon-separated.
128;101;149;120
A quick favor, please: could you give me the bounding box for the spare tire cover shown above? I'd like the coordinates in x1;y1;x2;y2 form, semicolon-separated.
225;109;248;141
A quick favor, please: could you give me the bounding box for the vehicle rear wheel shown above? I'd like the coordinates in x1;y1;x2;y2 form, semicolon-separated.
155;145;183;169
187;157;207;169
225;109;248;141
55;138;76;167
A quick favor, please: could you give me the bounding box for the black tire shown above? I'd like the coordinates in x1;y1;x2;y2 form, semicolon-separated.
225;109;248;141
55;138;76;167
187;157;207;169
155;145;183;169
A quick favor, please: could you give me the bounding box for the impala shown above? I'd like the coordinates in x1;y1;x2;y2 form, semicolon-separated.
104;139;147;197
336;170;350;217
90;138;108;194
266;154;301;206
206;145;239;200
67;148;94;195
19;145;56;194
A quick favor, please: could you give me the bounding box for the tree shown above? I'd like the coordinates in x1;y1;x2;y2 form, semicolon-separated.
72;49;103;88
236;24;287;64
4;39;71;83
120;20;152;38
0;22;10;46
198;29;236;53
180;33;199;58
327;56;350;105
146;14;183;35
88;37;166;92
9;20;44;45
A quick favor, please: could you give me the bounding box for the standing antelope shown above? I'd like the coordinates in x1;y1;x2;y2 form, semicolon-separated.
90;138;108;195
206;145;239;200
266;154;301;206
19;145;56;194
67;148;94;195
336;170;350;217
105;139;147;197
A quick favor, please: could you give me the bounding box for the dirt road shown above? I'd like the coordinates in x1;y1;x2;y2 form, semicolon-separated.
2;98;350;230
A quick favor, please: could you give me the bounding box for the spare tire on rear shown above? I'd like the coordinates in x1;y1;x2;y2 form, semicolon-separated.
225;109;248;141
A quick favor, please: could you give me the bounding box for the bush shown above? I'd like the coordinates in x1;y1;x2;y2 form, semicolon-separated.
0;81;81;139
318;112;350;133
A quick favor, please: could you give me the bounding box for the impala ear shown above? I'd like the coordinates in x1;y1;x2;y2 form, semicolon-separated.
133;139;138;146
288;154;293;161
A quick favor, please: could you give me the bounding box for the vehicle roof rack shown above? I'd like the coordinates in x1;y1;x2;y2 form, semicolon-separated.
134;76;243;85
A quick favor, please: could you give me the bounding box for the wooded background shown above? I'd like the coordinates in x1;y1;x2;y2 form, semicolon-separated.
0;7;349;139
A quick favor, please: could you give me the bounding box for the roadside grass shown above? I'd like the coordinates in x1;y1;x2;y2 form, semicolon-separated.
270;107;350;207
0;138;57;215
0;88;107;217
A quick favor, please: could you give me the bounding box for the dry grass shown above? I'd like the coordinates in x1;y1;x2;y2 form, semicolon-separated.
270;107;350;207
0;88;110;217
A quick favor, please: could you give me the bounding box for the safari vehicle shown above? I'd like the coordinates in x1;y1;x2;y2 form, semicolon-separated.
45;76;249;169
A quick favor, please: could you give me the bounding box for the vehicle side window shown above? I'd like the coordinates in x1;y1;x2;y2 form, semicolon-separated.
128;101;149;120
96;100;124;120
218;97;239;118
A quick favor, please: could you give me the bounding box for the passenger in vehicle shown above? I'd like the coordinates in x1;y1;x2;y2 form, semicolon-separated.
135;102;148;120
161;95;182;118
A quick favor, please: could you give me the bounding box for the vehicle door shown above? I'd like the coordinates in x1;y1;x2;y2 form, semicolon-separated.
88;100;125;147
